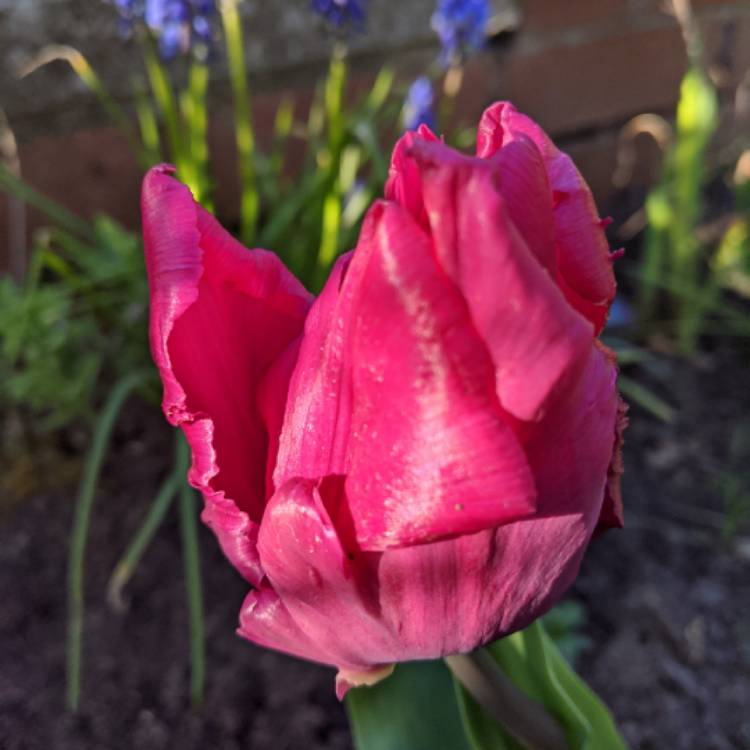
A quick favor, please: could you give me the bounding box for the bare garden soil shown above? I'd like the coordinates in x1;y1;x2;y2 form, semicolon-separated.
1;346;749;750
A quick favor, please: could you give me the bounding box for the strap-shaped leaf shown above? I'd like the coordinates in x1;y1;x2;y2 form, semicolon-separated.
453;678;522;750
453;621;628;750
347;660;472;750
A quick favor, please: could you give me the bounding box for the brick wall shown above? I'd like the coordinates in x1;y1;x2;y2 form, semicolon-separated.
2;0;749;270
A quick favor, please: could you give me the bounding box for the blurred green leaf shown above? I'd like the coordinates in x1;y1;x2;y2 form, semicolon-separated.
638;65;720;354
714;218;750;299
542;601;592;668
617;374;675;423
0;208;152;430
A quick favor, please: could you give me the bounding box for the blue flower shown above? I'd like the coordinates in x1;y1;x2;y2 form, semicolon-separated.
109;0;142;36
311;0;367;29
431;0;489;65
107;0;215;59
403;77;436;132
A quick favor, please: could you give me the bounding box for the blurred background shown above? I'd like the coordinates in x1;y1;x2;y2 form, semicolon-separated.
1;1;749;748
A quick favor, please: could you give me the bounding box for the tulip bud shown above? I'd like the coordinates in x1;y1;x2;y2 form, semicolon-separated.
141;102;626;696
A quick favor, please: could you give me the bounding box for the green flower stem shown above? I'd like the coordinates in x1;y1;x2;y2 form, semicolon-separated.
176;435;205;709
445;650;568;750
66;371;147;712
314;45;348;289
220;0;258;245
181;61;212;208
134;83;163;167
325;44;347;158
143;37;188;180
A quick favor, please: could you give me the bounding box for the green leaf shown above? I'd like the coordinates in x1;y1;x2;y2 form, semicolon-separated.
538;629;628;750
347;660;472;750
617;374;675;424
176;435;206;709
219;0;258;244
107;467;179;611
541;601;592;667
453;680;522;750
67;371;148;711
454;622;628;750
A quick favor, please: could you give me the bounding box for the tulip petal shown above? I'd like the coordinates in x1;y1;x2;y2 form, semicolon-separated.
256;477;396;669
477;102;615;331
384;124;440;229
374;342;619;658
346;203;537;547
492;136;557;276
272;252;355;486
238;583;342;666
277;202;537;550
181;418;262;583
411;142;594;422
524;343;619;522
257;337;304;500
142;165;312;583
598;393;628;530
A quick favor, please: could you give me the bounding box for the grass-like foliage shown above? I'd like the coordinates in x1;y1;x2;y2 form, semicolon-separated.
0;207;154;430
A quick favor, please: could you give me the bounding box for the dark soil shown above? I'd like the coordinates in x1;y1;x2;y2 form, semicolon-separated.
0;417;352;750
1;349;749;750
576;346;750;750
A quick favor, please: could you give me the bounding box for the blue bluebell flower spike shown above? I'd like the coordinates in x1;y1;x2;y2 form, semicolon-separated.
108;0;216;59
311;0;367;29
431;0;489;66
403;77;436;132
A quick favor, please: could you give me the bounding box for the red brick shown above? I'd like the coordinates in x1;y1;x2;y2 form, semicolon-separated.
521;0;632;33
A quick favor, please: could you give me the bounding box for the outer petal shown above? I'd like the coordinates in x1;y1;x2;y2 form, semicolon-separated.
142;165;312;583
477;102;615;331
255;478;397;669
276;202;537;550
523;343;619;522
238;583;341;667
374;340;620;658
412;141;594;422
492;135;557;276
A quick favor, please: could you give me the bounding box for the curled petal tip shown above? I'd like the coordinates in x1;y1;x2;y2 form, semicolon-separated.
142;163;178;190
152;162;177;175
415;122;438;140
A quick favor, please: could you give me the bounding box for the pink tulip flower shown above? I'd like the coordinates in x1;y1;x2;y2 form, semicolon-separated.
141;102;626;697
